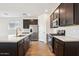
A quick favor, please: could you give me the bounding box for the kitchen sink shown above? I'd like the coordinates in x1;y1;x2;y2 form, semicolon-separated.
17;35;25;37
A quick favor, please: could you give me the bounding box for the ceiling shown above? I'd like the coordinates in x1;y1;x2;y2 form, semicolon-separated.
0;3;60;18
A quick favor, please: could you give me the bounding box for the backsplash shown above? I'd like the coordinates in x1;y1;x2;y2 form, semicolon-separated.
51;25;79;39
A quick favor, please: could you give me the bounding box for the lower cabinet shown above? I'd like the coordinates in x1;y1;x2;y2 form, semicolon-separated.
54;39;64;56
24;36;30;53
18;39;24;56
0;36;30;56
53;37;79;56
0;43;17;56
18;36;30;56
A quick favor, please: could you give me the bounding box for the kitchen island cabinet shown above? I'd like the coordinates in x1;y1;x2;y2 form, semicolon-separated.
0;33;32;56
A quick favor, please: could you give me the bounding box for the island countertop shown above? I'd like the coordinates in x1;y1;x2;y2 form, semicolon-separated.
0;33;32;43
53;36;79;42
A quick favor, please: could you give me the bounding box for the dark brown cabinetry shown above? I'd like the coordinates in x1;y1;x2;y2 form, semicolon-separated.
59;3;66;26
23;19;38;29
50;3;79;27
23;20;30;28
74;3;79;24
59;3;74;26
54;6;60;20
50;14;54;28
54;38;64;56
65;3;73;25
18;39;24;56
24;36;30;53
18;36;30;56
53;37;79;56
50;6;59;28
0;43;17;56
0;35;31;56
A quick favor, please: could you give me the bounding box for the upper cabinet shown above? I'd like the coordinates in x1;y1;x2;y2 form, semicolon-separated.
50;3;79;27
50;6;59;28
65;3;73;25
50;13;54;28
54;6;60;20
74;3;79;24
23;19;38;29
23;19;30;29
59;3;66;26
59;3;74;26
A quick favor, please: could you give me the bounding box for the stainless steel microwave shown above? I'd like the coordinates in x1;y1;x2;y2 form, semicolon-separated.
52;18;59;28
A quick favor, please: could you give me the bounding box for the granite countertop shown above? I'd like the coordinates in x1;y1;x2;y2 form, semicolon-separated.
53;36;79;42
0;33;32;43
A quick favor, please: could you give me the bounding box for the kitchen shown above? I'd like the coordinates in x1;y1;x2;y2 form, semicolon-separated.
0;3;79;56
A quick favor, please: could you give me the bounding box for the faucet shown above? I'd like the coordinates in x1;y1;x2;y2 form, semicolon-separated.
16;27;22;36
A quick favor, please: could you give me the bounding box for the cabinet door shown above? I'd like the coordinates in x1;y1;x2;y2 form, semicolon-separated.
30;19;38;25
65;3;73;25
54;39;64;56
18;44;24;56
24;36;30;53
18;40;24;56
74;3;79;24
58;43;64;56
50;14;54;28
23;20;30;29
59;3;66;26
54;7;60;19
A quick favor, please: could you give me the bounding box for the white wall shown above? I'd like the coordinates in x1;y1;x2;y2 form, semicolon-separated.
38;13;49;43
8;17;23;35
0;18;8;38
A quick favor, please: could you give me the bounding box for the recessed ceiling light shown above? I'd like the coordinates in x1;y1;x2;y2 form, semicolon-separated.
45;9;48;13
4;13;8;15
22;13;26;15
27;13;31;16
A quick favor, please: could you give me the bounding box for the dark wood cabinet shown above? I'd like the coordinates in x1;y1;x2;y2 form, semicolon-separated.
74;3;79;24
23;20;30;29
50;6;59;28
0;35;31;56
0;43;17;56
24;36;30;53
18;39;24;56
50;3;79;27
54;7;60;20
59;3;74;26
18;36;30;56
65;3;73;25
23;19;38;29
59;3;66;26
53;37;79;56
54;38;64;56
50;14;54;28
59;3;79;26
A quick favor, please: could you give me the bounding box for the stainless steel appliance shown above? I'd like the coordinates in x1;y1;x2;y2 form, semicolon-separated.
52;18;59;28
